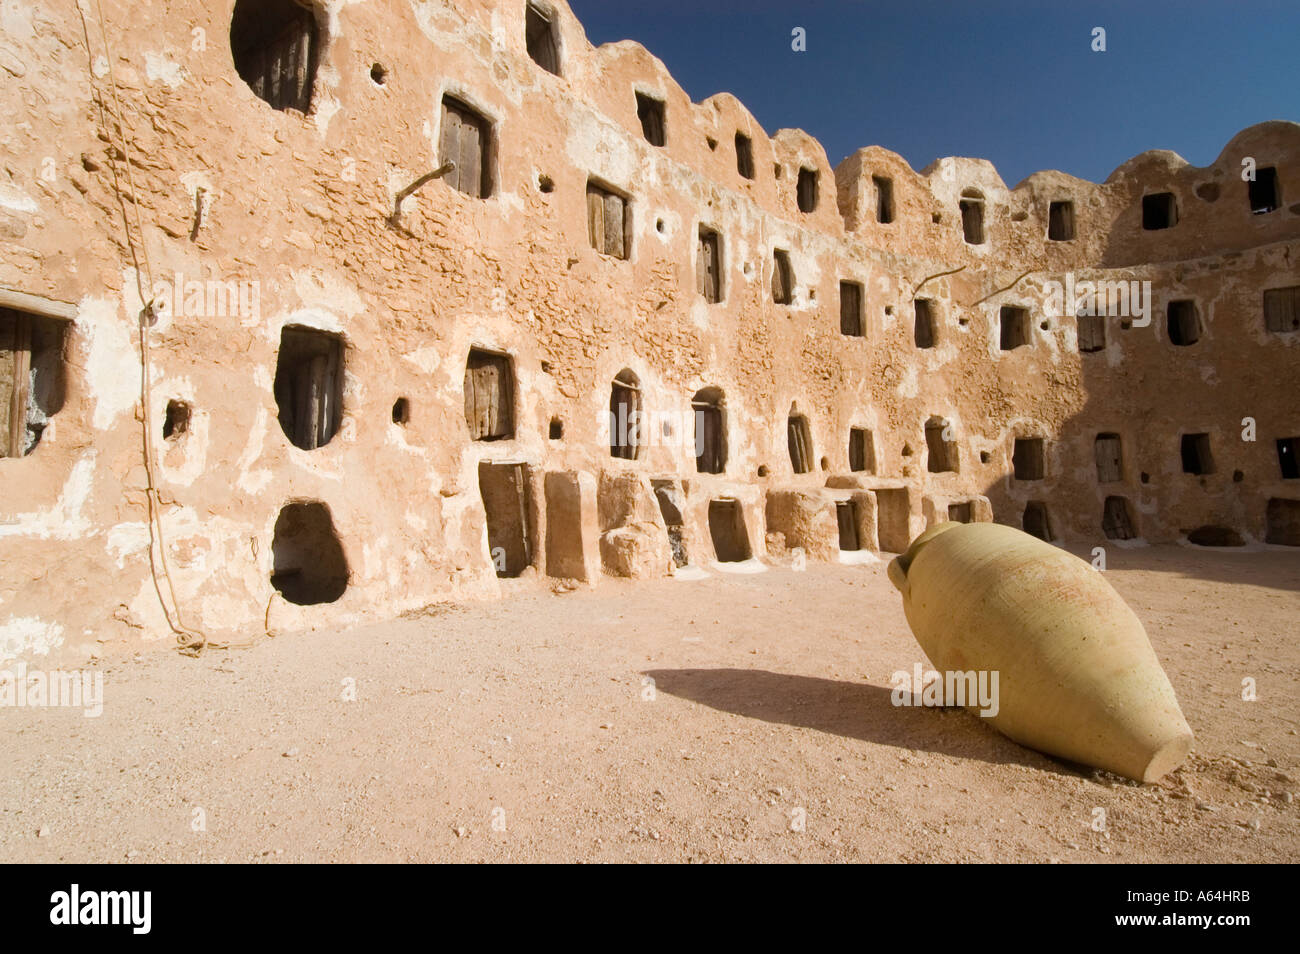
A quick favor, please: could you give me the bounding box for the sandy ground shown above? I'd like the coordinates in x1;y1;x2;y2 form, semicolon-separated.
2;544;1297;863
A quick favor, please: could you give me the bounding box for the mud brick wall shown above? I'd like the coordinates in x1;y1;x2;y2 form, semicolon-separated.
0;0;1296;664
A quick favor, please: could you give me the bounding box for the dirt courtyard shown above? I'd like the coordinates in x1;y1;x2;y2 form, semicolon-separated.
2;545;1297;863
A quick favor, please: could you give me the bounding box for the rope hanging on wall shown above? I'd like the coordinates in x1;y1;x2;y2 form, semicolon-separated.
80;0;212;655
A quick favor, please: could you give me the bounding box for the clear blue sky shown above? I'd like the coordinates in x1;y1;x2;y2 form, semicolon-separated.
568;0;1300;186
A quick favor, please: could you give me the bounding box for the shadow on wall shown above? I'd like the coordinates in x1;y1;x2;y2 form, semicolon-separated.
644;668;1079;776
976;276;1300;575
1052;541;1300;597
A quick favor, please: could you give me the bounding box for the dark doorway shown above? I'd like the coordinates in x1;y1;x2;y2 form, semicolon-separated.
708;500;751;562
479;462;532;577
271;501;348;605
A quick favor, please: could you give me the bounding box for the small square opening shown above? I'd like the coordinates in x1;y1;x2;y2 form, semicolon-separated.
1142;192;1178;230
391;398;410;425
999;306;1030;350
1048;200;1075;240
1078;314;1105;352
1263;286;1300;333
163;400;191;440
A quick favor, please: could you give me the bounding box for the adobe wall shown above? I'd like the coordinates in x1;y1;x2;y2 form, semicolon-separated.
0;0;1296;665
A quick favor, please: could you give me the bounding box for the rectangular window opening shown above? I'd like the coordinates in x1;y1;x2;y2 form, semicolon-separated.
439;95;493;198
231;0;319;114
635;92;666;147
771;249;794;305
1180;433;1215;475
1278;437;1300;480
586;180;629;259
525;3;561;75
797;167;819;213
1078;314;1106;352
1094;433;1123;483
1023;501;1052;541
1263;285;1300;333
849;427;875;474
960;196;985;244
925;420;957;473
693;394;725;474
1167;300;1200;346
273;326;344;451
999;305;1030;350
464;348;515;441
697;227;723;303
1249;166;1280;214
873;175;894;224
836;501;861;551
947;502;972;524
1048;200;1075;240
0;307;67;458
735;132;755;180
840;281;864;336
914;298;935;349
1142;192;1177;230
1012;437;1045;481
787;414;813;474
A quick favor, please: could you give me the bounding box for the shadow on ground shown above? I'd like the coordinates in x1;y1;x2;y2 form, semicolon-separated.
646;667;1085;778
